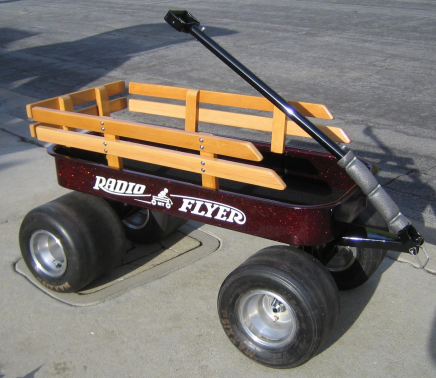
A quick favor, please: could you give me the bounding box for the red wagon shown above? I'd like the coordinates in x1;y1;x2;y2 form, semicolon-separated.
19;10;426;368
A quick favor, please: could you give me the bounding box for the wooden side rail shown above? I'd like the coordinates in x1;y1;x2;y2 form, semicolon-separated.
129;82;334;119
35;126;287;191
27;81;351;191
31;108;263;162
128;82;350;154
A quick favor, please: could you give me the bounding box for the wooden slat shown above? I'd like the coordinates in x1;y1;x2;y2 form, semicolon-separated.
129;82;333;119
26;81;126;118
286;121;351;143
199;90;333;119
271;107;287;153
200;151;219;190
129;99;185;118
129;82;188;100
29;122;62;137
95;86;123;169
185;89;199;132
95;86;111;117
58;95;75;132
129;99;349;143
31;107;264;161
79;97;127;115
35;127;286;191
199;90;273;112
129;99;271;131
27;98;60;118
290;101;333;120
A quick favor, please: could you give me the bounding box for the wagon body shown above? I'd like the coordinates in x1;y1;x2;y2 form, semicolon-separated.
49;140;369;247
25;78;364;247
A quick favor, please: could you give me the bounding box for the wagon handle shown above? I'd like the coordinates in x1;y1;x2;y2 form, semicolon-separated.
165;10;345;160
164;10;424;251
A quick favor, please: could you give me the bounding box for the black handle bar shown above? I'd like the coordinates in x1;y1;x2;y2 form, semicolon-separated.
165;10;345;159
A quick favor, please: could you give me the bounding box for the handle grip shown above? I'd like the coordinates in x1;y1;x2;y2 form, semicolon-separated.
164;10;200;33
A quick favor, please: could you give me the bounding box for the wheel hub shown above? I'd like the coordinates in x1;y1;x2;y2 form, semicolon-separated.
236;290;298;347
29;230;67;278
326;246;358;272
122;209;150;230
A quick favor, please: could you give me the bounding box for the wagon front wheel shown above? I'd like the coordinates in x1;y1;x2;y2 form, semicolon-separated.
19;192;126;293
218;246;339;368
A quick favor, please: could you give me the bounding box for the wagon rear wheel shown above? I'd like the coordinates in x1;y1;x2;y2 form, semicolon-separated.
218;246;339;368
19;192;126;293
325;203;389;290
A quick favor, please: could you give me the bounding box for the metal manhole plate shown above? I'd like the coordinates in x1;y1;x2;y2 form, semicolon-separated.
15;223;220;306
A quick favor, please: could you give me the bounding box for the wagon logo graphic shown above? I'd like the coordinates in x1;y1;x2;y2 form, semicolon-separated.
151;188;173;209
172;195;246;225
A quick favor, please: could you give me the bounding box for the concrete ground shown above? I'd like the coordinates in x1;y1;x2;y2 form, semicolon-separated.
1;0;435;377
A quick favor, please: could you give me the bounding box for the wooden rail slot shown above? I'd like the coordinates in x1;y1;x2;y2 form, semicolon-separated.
95;86;123;169
35;127;286;191
185;89;200;132
31;108;264;162
271;107;287;153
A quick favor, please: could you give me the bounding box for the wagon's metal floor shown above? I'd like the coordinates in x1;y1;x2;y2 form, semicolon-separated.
15;222;220;306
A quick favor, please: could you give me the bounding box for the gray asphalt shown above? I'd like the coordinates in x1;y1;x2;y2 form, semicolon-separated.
1;1;435;377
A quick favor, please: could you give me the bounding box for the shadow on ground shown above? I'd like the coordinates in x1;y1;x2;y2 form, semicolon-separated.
0;23;237;114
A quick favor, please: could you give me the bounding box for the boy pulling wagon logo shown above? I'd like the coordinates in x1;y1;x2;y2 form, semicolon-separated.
151;188;173;209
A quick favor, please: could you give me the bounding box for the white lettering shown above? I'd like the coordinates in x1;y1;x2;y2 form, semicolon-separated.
178;199;195;213
105;178;116;192
204;202;220;218
126;182;136;194
214;206;230;221
93;176;106;190
114;180;128;194
93;176;149;197
172;195;247;225
227;209;245;225
191;201;206;216
133;184;146;195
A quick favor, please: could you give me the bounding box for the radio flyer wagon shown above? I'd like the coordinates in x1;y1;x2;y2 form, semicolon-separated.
19;10;427;368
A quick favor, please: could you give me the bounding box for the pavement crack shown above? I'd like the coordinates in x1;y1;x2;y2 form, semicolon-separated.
386;255;435;275
383;169;417;187
0;127;44;147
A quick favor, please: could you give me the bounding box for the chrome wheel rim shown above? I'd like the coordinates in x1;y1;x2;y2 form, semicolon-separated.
29;230;67;278
122;209;150;230
326;246;358;272
236;290;298;347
